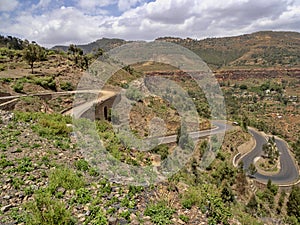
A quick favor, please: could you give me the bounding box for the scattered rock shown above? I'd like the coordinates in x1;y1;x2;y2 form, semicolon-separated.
118;218;127;225
0;110;13;125
108;217;117;225
1;204;12;213
57;187;66;194
130;213;137;221
3;195;11;200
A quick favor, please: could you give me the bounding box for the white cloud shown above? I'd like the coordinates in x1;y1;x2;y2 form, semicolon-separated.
77;0;115;9
1;0;300;47
118;0;143;11
0;0;19;12
36;0;51;9
1;6;105;46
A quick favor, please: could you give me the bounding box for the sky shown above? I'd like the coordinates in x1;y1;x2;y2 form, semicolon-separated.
0;0;300;48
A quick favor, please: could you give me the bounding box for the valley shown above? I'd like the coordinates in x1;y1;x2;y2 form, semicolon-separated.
0;32;299;225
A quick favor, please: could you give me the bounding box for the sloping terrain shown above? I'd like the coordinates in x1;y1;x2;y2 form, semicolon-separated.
52;38;127;53
157;31;300;69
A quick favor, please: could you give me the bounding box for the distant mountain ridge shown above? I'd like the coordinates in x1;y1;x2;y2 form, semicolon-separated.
52;31;300;69
52;38;126;53
157;31;300;69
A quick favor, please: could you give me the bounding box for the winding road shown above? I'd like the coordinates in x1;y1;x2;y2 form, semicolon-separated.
240;128;299;185
68;91;298;185
3;90;298;184
151;120;230;144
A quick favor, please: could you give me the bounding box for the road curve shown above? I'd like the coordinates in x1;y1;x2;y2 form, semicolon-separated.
152;120;230;144
66;94;299;185
240;128;299;185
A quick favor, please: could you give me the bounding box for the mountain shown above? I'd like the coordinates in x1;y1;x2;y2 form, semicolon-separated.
51;31;300;69
156;31;300;69
52;37;127;53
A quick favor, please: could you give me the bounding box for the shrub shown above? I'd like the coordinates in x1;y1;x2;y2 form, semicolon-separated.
16;157;34;172
144;201;175;225
75;159;89;171
48;167;85;193
287;186;300;222
25;190;76;225
72;188;91;204
125;86;144;101
85;205;108;225
179;215;189;223
151;144;169;160
181;187;202;209
60;81;74;91
13;81;23;93
34;76;56;91
0;155;14;168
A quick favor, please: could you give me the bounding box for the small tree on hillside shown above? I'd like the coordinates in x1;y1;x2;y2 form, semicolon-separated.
68;44;83;66
287;186;300;222
248;163;257;176
23;43;45;74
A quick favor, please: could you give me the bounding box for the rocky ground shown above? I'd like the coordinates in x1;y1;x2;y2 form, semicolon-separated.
0;110;213;224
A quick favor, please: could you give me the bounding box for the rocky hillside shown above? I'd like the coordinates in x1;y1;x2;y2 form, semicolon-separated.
51;31;300;70
157;31;300;69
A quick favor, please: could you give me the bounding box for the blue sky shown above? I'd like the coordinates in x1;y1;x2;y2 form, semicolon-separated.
0;0;300;47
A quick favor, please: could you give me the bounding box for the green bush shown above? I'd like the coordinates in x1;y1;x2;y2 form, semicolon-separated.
13;111;72;139
60;81;74;91
25;190;76;225
16;157;34;172
48;167;85;193
13;81;23;93
181;187;202;209
33;76;56;91
84;205;108;225
151;144;169;160
0;155;14;168
120;210;131;220
144;201;175;225
75;159;89;171
125;86;144;101
179;215;189;223
72;188;91;204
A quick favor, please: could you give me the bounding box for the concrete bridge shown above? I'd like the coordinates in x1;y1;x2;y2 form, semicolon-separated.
0;90;120;121
64;90;120;121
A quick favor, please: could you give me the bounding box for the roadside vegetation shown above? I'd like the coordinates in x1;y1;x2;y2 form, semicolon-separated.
0;34;299;224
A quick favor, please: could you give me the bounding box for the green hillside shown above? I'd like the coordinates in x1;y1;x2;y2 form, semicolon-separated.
52;38;126;53
157;31;300;69
51;31;300;69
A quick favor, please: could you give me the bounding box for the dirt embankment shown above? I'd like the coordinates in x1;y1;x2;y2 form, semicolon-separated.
215;68;300;81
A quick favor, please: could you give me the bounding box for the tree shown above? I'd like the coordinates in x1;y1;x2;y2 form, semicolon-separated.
248;163;257;176
287;186;300;222
23;43;45;73
246;194;258;214
92;47;103;58
221;183;235;204
263;137;279;164
267;179;278;195
68;44;83;66
236;171;247;195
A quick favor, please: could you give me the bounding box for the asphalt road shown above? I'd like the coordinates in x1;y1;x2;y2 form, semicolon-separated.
152;120;230;144
240;129;299;185
65;93;299;185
